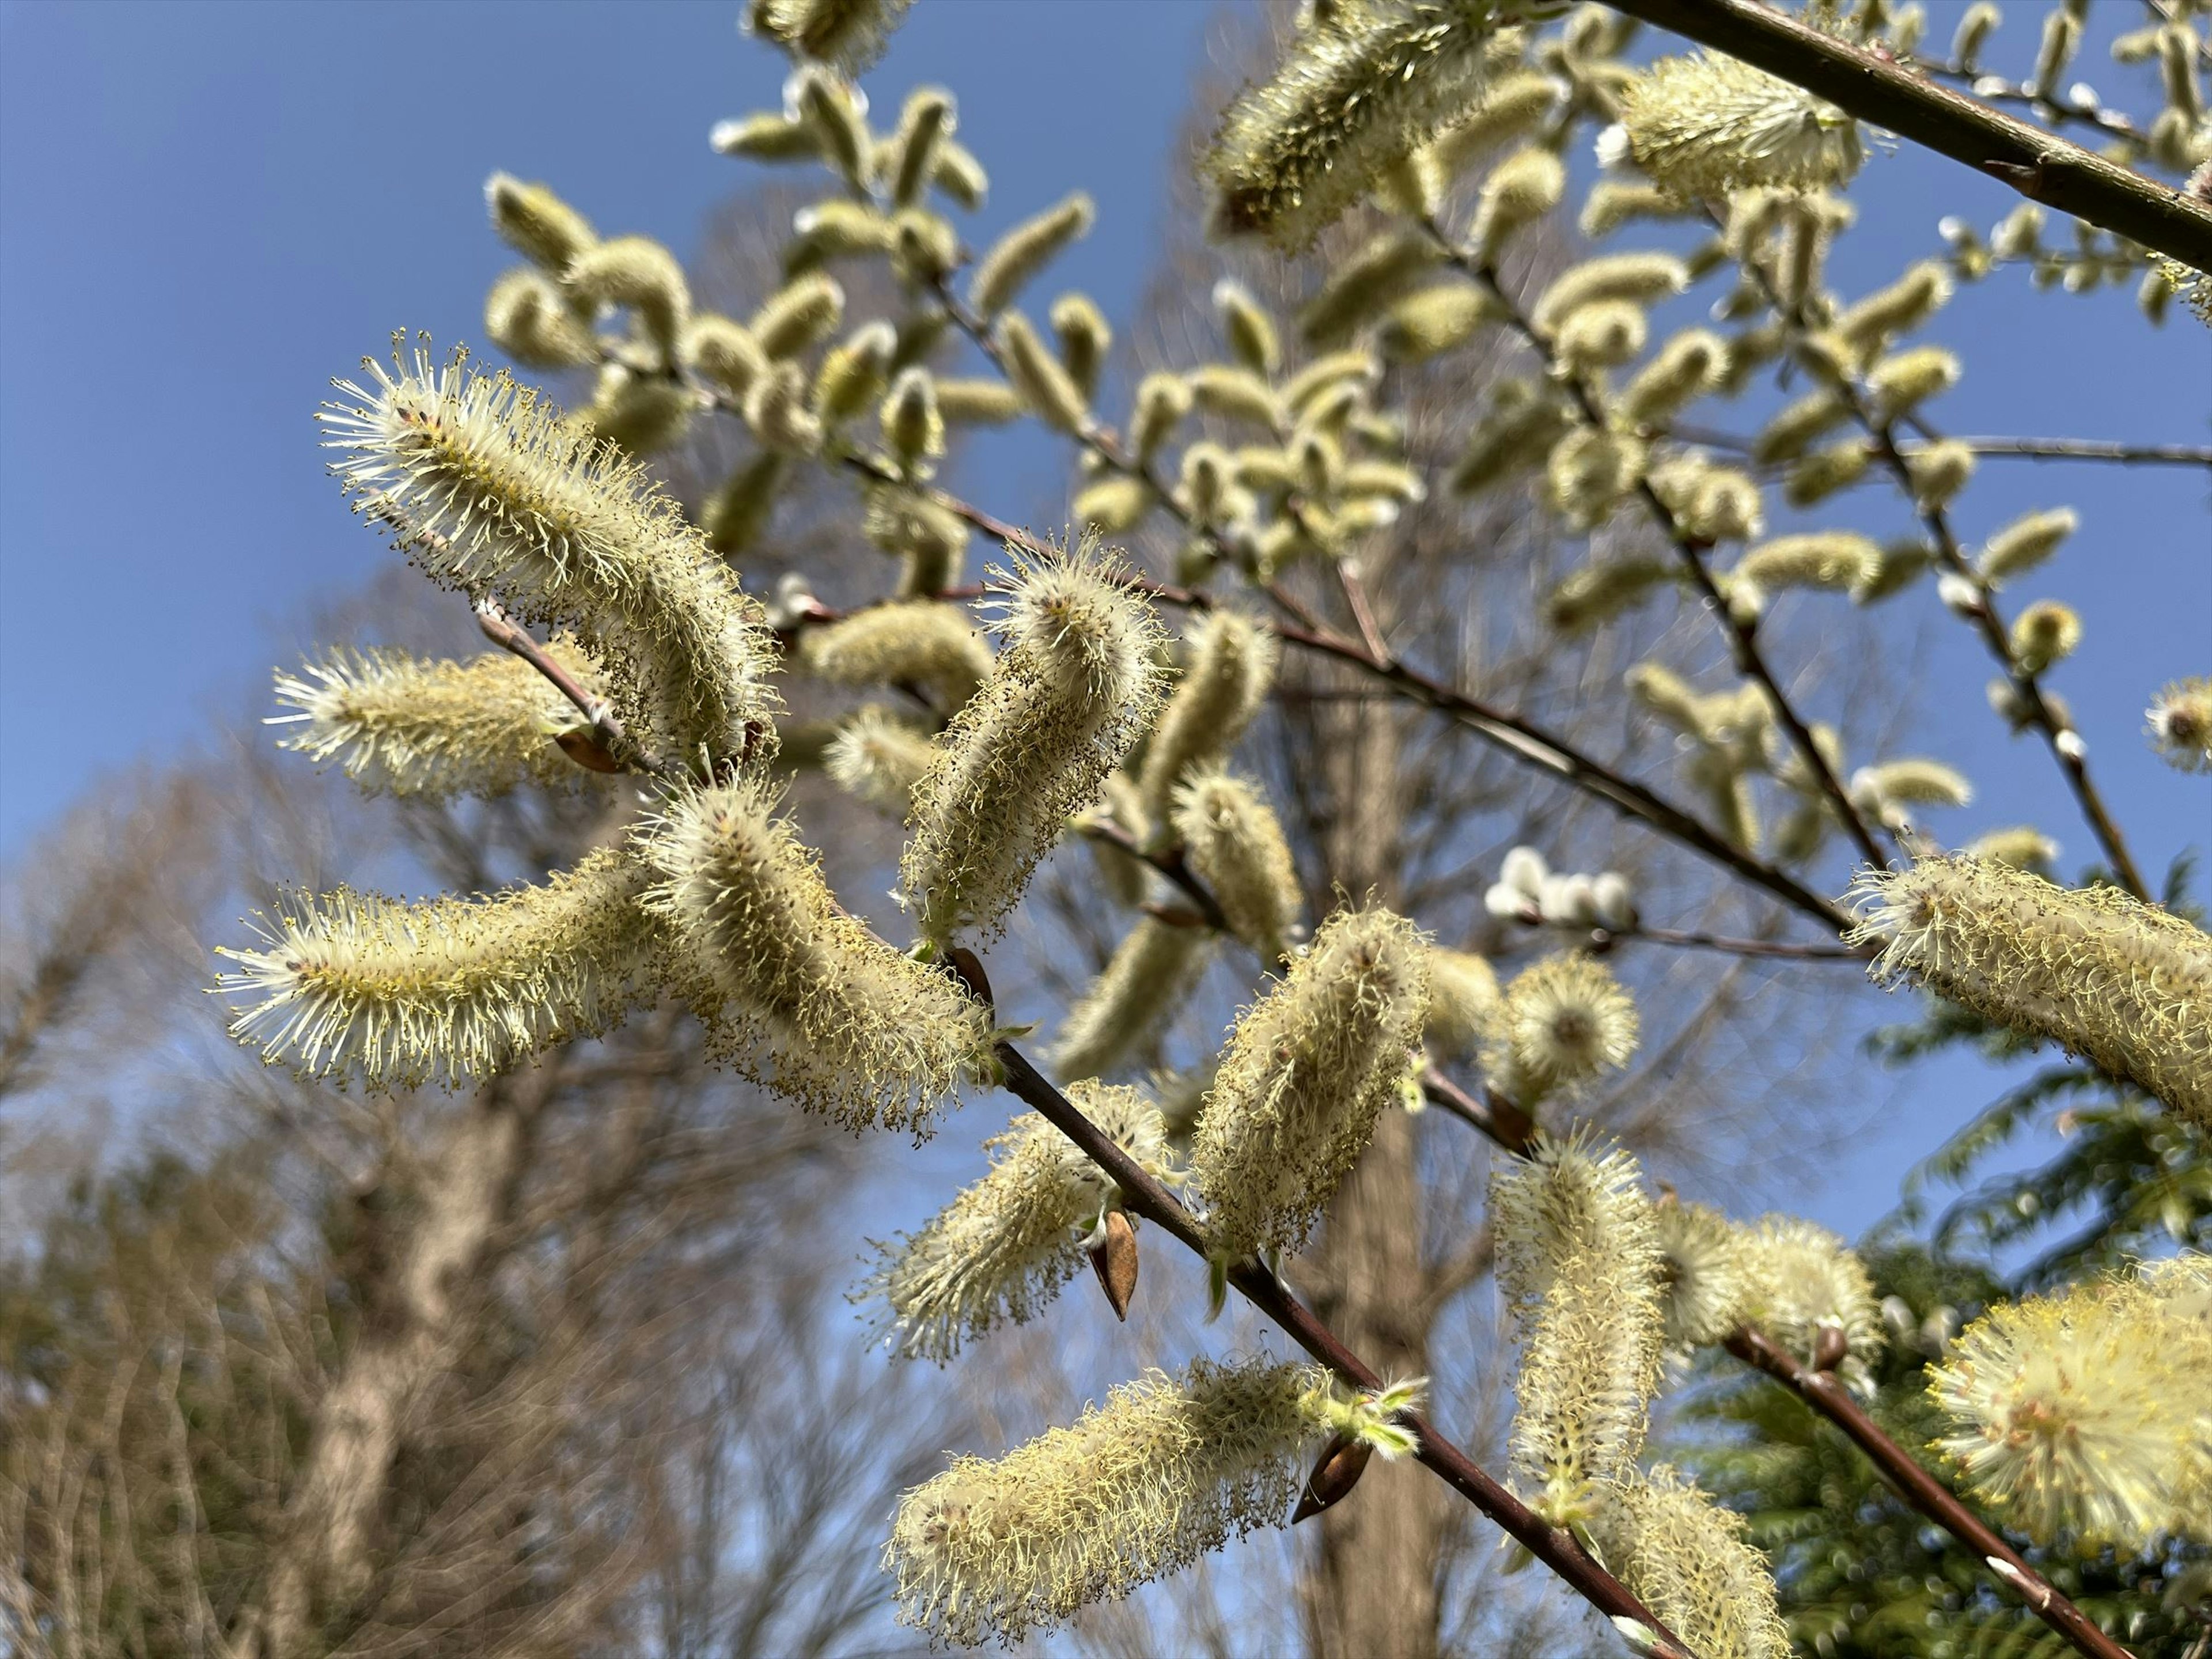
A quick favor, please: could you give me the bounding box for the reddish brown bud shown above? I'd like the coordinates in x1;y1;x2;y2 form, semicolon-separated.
1291;1434;1372;1524
553;728;623;773
1811;1320;1850;1373
1089;1208;1139;1320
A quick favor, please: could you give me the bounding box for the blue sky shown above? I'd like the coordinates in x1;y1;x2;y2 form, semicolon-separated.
1;0;2206;1243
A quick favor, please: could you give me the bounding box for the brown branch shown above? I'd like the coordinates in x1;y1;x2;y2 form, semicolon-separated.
474;602;690;785
1598;0;2212;272
1676;427;2212;471
1723;1326;2135;1659
1074;819;1232;933
1922;62;2151;147
990;1040;1699;1658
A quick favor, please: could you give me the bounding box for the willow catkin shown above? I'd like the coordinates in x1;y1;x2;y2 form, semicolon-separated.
797;600;991;713
644;778;993;1134
864;1080;1175;1362
1172;769;1302;963
1588;1467;1792;1659
1654;1199;1753;1353
269;641;600;798
1482;951;1639;1106
1611;51;1863;198
1137;610;1278;823
823;707;936;813
1190;905;1428;1260
1205;0;1506;247
483;268;597;370
1849;852;2212;1128
484;172;595;273
994;309;1092;433
887;1357;1329;1646
1736;1217;1883;1381
2148;675;2212;772
1423;946;1499;1061
217;847;662;1091
1050;919;1213;1083
323;345;778;764
901;540;1165;944
1491;1135;1665;1525
745;0;914;74
968;191;1094;319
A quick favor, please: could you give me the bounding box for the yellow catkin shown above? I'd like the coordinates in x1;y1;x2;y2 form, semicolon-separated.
565;236;690;361
1138;611;1278;824
968;192;1095;319
901;540;1165;944
1191;905;1429;1260
823;707;936;813
746;0;914;74
323;345;778;764
1491;1135;1665;1525
1655;1199;1752;1353
864;1081;1175;1361
1050;918;1214;1082
1850;853;2212;1128
217;847;662;1091
269;641;600;798
798;600;992;713
645;778;993;1134
1483;951;1639;1105
887;1357;1328;1646
1589;1467;1792;1659
1736;1216;1883;1382
1613;52;1863;198
1172;768;1302;963
1423;946;1499;1061
2147;675;2212;773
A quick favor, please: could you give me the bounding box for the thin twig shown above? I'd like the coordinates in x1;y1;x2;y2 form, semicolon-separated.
1676;427;2212;470
1921;62;2150;147
1075;819;1232;933
473;601;689;784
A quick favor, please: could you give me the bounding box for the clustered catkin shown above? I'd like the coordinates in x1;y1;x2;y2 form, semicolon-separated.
1191;906;1428;1261
823;707;935;812
270;641;601;798
887;1357;1327;1646
1205;0;1505;247
863;1080;1174;1362
218;847;662;1090
323;346;778;763
1654;1198;1753;1353
644;778;992;1134
1482;950;1639;1105
1850;853;2212;1129
1491;1135;1665;1524
1049;919;1214;1082
1138;610;1278;823
1172;768;1302;963
1928;1252;2212;1550
901;541;1165;944
1737;1217;1883;1380
1588;1467;1792;1659
797;599;993;712
1611;52;1863;199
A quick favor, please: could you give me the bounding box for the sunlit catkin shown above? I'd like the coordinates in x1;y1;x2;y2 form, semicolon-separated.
270;642;602;798
565;236;690;362
1612;52;1863;198
798;599;991;713
1850;853;2212;1128
323;345;778;764
217;847;661;1091
1484;951;1639;1105
1491;1135;1665;1524
1172;768;1302;963
901;540;1165;943
1929;1256;2212;1549
2147;675;2212;772
993;309;1092;433
1205;0;1505;247
1050;918;1213;1082
1589;1467;1791;1659
1737;1217;1883;1380
824;707;935;813
483;268;597;370
745;0;914;75
968;191;1094;318
644;778;992;1134
1654;1199;1752;1353
484;172;596;273
865;1080;1175;1361
1423;946;1499;1062
1190;905;1428;1260
887;1357;1327;1646
1138;610;1278;823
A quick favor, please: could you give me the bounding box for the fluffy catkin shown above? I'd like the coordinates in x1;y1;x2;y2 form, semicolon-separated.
1589;1468;1791;1659
887;1357;1327;1646
1491;1135;1665;1525
1190;906;1429;1260
1205;0;1505;247
1736;1217;1883;1381
824;707;936;813
1849;853;2212;1128
968;191;1095;318
745;0;914;74
2147;675;2212;772
1137;610;1278;823
644;778;992;1134
864;1081;1175;1362
1423;946;1500;1061
270;641;601;798
1172;768;1302;963
323;346;778;764
1928;1255;2212;1549
900;540;1165;943
217;847;661;1090
1483;951;1639;1105
1655;1199;1752;1353
1050;919;1214;1082
1613;52;1863;198
797;600;992;713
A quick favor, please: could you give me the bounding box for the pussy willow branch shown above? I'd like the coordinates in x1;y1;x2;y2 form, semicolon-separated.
1420;1065;2133;1659
1597;0;2212;271
1424;220;1892;874
1491;903;1870;961
1724;1327;2135;1659
987;1040;1698;1658
1676;427;2212;470
1921;61;2151;147
474;600;694;783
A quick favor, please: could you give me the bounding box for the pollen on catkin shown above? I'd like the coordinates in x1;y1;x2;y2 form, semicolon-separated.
1172;768;1302;963
1612;52;1863;199
323;344;778;765
863;1080;1176;1362
1138;610;1278;824
886;1357;1328;1647
1491;1134;1665;1524
2147;675;2212;772
1483;951;1639;1105
1655;1198;1752;1353
1050;918;1214;1082
1928;1256;2212;1549
900;538;1165;944
216;847;662;1091
797;600;991;713
643;777;993;1134
269;641;603;798
1851;852;2212;1128
1190;904;1429;1260
1588;1467;1792;1659
824;707;937;813
1204;0;1506;247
